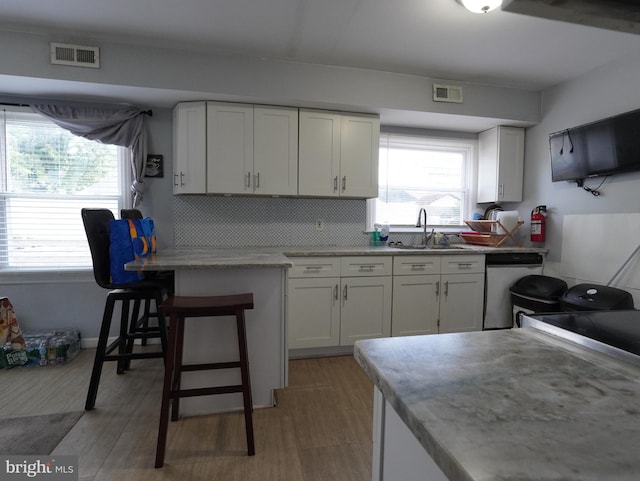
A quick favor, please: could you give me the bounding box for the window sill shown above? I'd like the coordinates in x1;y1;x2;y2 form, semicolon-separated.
0;268;95;285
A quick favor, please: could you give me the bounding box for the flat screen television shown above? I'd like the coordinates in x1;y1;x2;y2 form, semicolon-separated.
549;108;640;183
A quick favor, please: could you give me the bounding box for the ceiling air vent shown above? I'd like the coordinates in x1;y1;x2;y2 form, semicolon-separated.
433;84;463;103
50;42;100;68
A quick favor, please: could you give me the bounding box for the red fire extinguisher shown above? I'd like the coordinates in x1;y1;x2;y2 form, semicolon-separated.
531;205;546;243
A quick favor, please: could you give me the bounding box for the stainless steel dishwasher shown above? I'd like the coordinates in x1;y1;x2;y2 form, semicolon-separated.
484;252;543;329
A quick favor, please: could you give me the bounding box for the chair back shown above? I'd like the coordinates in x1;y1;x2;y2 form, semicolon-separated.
81;208;115;289
121;209;143;220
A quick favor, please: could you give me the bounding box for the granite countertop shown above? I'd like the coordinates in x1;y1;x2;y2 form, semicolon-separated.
354;328;640;481
126;244;546;271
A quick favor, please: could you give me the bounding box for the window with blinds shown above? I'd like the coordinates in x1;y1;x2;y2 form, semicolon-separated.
369;133;475;228
0;107;128;271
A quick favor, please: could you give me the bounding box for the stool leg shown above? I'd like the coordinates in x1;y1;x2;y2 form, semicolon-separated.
155;290;168;358
170;315;185;422
236;309;255;456
155;312;180;468
124;298;142;371
86;296;116;410
141;298;151;346
117;299;132;374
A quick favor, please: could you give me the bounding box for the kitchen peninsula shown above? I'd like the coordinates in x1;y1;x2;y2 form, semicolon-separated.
354;326;640;481
127;248;293;416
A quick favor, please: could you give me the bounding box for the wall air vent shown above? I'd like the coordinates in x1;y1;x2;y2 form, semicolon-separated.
433;84;463;103
50;43;100;68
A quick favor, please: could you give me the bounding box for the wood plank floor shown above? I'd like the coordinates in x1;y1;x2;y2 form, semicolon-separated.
0;349;374;481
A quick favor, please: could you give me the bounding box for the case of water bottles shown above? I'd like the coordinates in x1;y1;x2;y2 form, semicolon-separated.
1;328;81;369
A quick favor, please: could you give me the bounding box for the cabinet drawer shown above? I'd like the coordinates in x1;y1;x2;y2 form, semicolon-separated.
288;257;341;278
341;256;392;277
393;256;441;276
440;255;485;274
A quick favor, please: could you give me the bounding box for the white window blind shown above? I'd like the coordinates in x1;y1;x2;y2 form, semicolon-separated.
369;133;475;228
0;107;128;271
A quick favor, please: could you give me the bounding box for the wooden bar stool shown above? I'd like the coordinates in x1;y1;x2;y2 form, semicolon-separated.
155;293;255;468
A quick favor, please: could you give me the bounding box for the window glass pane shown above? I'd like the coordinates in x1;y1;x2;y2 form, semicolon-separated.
0;108;126;271
374;134;473;227
6;118;119;195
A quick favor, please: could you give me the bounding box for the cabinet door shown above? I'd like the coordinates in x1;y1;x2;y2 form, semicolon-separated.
206;102;253;194
254;106;298;195
392;275;439;336
496;127;525;202
288;277;340;349
438;273;485;333
339;114;380;198
298;109;341;196
477;126;524;203
173;102;207;194
340;276;392;346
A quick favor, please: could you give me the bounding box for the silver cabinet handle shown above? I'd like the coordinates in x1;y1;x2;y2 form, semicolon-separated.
410;264;426;270
255;172;260;189
334;284;339;301
444;281;449;297
343;284;348;301
304;266;322;273
246;172;251;188
180;172;185;186
358;265;375;272
333;176;338;192
435;280;440;297
342;176;346;191
173;173;179;187
456;263;473;270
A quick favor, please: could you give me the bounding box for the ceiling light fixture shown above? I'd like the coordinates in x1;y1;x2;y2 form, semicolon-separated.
458;0;502;14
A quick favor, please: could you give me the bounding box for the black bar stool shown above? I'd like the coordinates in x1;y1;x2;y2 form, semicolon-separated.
81;208;168;411
155;293;255;468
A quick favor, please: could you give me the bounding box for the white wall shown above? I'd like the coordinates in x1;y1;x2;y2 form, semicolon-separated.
519;49;640;305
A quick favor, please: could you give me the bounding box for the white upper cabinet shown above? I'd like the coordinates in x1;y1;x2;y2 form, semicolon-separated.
253;106;299;196
298;110;341;196
299;109;380;198
174;102;375;197
340;113;380;198
477;126;525;203
206;102;297;195
206;102;254;194
172;102;207;194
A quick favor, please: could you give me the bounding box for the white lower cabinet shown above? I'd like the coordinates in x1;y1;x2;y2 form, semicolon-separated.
340;275;392;346
287;257;341;349
287;256;392;349
288;254;485;351
392;255;485;336
288;276;340;349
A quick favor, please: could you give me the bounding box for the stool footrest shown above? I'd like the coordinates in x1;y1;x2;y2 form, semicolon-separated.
181;361;242;372
103;352;164;361
170;385;244;399
105;337;163;355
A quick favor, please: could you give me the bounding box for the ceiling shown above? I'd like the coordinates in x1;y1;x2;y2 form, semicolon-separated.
1;0;640;129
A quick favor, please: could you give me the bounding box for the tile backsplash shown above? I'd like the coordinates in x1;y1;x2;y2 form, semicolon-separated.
174;195;369;247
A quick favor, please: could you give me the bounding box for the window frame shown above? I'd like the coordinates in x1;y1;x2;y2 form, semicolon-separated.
367;131;478;232
0;105;132;282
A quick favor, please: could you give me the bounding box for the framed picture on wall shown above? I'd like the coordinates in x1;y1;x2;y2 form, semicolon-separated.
145;154;164;178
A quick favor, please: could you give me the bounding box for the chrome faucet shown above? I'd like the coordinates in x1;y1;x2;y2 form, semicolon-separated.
416;208;433;246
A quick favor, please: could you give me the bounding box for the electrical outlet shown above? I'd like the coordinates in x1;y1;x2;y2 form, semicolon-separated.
315;219;325;231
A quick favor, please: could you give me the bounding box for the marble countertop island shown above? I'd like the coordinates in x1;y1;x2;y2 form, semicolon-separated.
354;327;640;481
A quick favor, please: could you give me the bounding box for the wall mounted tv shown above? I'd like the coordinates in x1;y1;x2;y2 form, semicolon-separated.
549;107;640;185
